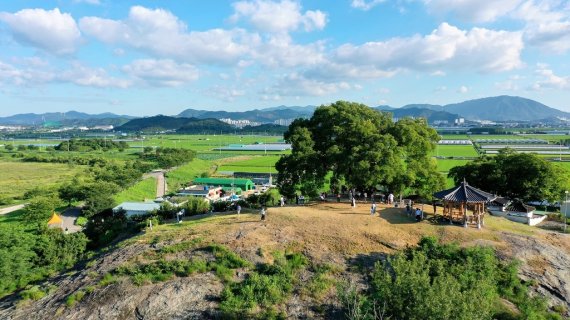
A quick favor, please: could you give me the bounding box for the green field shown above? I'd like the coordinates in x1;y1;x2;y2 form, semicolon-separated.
218;156;279;173
438;134;470;139
432;145;478;157
114;177;157;203
166;158;214;189
0;161;84;200
133;134;284;151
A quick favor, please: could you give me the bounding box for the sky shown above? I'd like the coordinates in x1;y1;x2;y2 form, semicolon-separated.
0;0;570;116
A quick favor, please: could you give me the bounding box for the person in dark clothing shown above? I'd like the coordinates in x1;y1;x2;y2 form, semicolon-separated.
432;200;437;214
337;193;341;202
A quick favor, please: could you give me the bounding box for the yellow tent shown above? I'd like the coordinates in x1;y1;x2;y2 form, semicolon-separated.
47;212;63;226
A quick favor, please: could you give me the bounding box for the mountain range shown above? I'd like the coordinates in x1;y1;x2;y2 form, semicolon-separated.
1;96;568;127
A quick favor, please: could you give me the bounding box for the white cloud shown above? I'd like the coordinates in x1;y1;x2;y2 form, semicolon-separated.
252;35;326;67
0;8;81;55
204;85;246;102
434;85;447;92
332;23;523;73
0;60;54;86
265;72;353;96
351;0;386;11
80;6;256;65
122;59;198;87
431;70;446;76
73;0;101;5
423;0;523;23
231;0;327;33
58;63;130;88
531;63;569;90
457;85;469;93
516;1;570;53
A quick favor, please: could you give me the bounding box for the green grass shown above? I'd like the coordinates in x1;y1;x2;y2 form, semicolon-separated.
133;134;284;151
432;145;478;157
218;155;280;173
438;134;470;139
436;159;469;172
166;158;213;190
0;161;84;200
114;177;157;203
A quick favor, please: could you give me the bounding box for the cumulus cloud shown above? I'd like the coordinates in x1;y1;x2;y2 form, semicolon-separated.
265;72;353;96
332;23;523;73
516;1;570;53
252;35;326;67
0;8;81;55
80;6;257;65
203;85;246;102
231;0;327;33
531;63;569;90
0;60;54;85
351;0;386;11
457;85;469;93
423;0;523;23
73;0;101;5
122;59;199;87
58;63;131;88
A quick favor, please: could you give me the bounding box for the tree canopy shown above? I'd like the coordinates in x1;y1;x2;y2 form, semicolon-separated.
448;149;570;202
276;101;444;198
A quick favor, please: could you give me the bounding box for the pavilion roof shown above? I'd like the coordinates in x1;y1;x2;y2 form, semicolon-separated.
433;180;496;203
47;212;63;225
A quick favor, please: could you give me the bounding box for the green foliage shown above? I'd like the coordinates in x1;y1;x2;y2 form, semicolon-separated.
276;101;444;198
98;273;117;287
140;147;196;169
65;290;86;307
114;177;157;203
449;150;570;201
181;197;211;215
0;225;87;297
22;196;60;228
304;263;341;300
19;285;47;301
157;238;203;254
260;188;282;207
0;196;14;205
219;251;307;318
56;138;129;152
75;216;88;227
339;237;559;320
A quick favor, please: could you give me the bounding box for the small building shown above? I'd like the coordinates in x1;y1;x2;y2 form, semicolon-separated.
113;202;160;217
488;197;511;212
192;177;255;191
489;199;546;226
177;185;222;200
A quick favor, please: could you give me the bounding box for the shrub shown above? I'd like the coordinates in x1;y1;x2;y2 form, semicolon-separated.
75;216;88;227
181;197;210;215
19;286;46;301
0;196;14;206
211;200;233;212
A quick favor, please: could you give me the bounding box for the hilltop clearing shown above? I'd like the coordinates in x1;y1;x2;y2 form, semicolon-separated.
1;203;568;319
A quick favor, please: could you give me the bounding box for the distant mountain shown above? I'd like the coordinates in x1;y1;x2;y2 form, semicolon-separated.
117;115;195;132
177;107;313;122
0;111;134;126
442;96;570;121
389;108;459;123
375;105;395;111
400;104;443;111
117;116;287;134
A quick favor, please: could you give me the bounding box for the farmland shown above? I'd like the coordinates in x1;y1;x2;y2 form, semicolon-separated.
0;161;84;203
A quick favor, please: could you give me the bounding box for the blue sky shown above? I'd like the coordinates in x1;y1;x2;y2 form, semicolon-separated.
0;0;569;116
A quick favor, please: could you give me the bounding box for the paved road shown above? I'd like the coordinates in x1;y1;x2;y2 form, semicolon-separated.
0;204;25;215
144;170;167;198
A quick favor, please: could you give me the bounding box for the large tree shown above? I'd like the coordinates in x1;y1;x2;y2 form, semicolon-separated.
276;101;444;198
449;149;570;202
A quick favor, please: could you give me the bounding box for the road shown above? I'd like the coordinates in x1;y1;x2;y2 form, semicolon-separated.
144;170;167;198
0;204;25;215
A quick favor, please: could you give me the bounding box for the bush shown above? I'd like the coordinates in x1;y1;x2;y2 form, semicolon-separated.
0;196;14;206
75;216;88;227
338;236;560;320
19;286;46;301
211;200;233;212
181;197;210;215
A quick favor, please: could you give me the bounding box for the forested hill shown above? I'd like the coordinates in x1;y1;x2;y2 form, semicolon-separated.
177;107;315;122
116;115;286;134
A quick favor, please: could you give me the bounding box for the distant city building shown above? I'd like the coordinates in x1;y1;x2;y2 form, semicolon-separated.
219;118;260;128
454;118;465;125
273;119;294;126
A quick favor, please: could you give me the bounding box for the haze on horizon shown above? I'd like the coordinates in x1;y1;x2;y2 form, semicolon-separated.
0;0;569;117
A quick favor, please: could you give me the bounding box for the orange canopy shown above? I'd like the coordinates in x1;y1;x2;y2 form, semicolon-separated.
47;212;63;225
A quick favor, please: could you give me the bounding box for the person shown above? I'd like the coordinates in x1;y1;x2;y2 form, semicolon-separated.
295;194;299;205
415;208;422;222
388;193;394;205
299;195;305;205
370;202;377;216
260;206;266;221
406;203;411;215
337;193;341;203
351;196;356;207
364;192;367;203
320;193;325;201
432;200;437;214
280;195;285;207
237;204;241;216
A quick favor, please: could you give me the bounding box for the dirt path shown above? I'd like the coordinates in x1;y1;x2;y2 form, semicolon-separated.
143;171;166;198
0;204;25;215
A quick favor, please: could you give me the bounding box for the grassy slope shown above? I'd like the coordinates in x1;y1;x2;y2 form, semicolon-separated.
218;155;280;173
166;158;213;190
0;161;84;199
431;145;478;157
114;177;157;203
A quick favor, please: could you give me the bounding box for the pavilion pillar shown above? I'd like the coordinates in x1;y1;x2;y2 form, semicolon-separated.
463;202;468;228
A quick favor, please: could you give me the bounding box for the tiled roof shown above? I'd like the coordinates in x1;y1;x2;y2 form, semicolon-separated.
433;180;496;203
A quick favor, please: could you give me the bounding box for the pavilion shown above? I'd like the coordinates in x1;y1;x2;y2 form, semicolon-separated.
433;180;496;229
47;212;63;229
